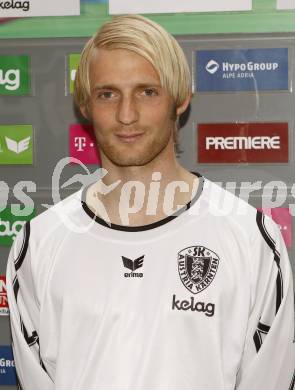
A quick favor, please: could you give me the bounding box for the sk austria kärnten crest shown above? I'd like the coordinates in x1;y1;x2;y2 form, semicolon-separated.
178;246;219;294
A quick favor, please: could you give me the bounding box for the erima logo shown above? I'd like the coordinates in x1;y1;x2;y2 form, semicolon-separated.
0;69;20;91
205;60;219;74
222;61;278;72
0;220;25;238
172;295;215;317
122;255;144;278
5;136;30;154
206;136;281;150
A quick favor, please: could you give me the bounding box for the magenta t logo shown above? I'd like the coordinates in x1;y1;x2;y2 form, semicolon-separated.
69;124;101;165
259;208;292;248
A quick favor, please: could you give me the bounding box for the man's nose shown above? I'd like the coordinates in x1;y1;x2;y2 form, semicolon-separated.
116;95;139;125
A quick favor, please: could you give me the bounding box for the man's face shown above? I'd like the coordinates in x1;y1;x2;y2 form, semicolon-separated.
85;48;178;167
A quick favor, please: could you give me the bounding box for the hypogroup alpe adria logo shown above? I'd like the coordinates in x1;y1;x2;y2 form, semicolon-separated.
205;59;220;74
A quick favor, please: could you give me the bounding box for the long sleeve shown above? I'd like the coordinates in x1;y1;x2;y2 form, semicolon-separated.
6;221;54;390
236;211;295;390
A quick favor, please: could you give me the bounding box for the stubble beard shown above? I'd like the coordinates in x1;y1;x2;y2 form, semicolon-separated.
97;125;175;168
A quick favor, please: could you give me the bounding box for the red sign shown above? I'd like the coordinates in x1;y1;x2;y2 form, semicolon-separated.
0;275;9;316
197;123;289;163
69;124;101;165
258;208;292;248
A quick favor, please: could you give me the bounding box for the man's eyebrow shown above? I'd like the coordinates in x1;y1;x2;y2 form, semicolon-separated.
93;84;118;91
133;83;162;89
92;83;162;91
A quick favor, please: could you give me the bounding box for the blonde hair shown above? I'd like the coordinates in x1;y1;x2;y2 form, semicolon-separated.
74;14;191;111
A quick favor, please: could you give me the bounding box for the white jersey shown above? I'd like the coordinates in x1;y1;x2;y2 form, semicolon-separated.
6;176;295;390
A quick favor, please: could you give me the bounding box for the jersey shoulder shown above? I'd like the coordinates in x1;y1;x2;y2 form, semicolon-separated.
29;188;84;240
200;178;280;243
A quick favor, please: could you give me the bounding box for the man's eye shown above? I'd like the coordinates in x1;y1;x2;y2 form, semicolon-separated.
98;91;114;99
143;88;158;96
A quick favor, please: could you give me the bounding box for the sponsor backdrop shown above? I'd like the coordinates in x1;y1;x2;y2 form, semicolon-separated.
0;346;16;386
0;125;33;164
2;0;295;38
69;124;101;165
197;123;289;163
0;276;8;316
0;56;30;95
0;208;35;246
277;0;295;9
0;0;80;17
1;11;295;390
68;54;80;95
109;0;252;14
195;48;289;92
258;208;293;248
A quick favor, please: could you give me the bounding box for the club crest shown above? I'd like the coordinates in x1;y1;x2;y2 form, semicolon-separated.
178;246;219;294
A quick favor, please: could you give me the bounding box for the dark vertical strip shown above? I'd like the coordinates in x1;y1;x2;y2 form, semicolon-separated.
13;277;19;300
288;370;295;390
276;268;283;313
253;330;263;352
254;211;284;352
253;321;270;352
15;222;30;271
256;210;283;314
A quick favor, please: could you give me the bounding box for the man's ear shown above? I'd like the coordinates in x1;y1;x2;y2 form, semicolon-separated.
80;105;91;120
176;93;191;116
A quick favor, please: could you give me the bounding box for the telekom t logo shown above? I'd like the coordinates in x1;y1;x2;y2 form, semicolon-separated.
69;124;101;165
74;137;87;152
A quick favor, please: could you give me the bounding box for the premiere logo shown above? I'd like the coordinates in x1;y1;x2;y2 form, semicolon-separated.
0;56;30;95
206;136;280;150
69;124;101;165
198;123;289;163
0;125;33;164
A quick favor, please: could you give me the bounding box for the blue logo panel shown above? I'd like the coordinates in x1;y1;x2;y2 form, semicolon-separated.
0;346;17;386
196;48;289;92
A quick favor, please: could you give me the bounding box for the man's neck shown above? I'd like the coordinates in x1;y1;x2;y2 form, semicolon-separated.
86;149;199;227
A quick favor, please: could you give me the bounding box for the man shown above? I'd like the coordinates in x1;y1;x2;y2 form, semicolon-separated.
7;15;294;390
